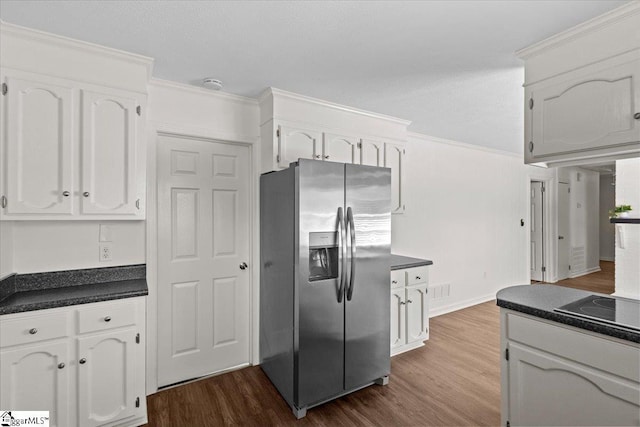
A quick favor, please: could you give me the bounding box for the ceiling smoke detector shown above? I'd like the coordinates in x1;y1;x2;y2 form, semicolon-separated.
203;78;223;91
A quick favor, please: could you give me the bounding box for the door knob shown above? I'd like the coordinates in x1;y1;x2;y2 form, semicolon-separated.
239;262;248;270
634;112;640;120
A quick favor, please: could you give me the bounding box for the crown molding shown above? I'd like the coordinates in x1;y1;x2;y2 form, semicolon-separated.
149;78;258;106
515;2;640;60
408;131;522;158
259;87;412;127
0;20;154;80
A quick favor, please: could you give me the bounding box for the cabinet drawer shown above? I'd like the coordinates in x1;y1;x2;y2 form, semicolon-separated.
0;312;69;347
406;266;428;286
77;300;137;333
390;270;404;288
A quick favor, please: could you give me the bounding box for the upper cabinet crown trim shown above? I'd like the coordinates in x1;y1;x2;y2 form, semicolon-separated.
259;87;412;127
515;2;640;60
149;78;258;106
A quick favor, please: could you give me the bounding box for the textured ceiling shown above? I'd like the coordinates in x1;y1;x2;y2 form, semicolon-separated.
0;1;629;153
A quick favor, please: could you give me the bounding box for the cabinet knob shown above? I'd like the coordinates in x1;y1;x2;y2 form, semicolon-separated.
407;299;413;304
62;191;70;197
58;363;65;369
104;316;111;322
83;192;90;197
239;262;248;270
29;328;38;335
415;276;421;280
400;301;406;305
634;112;640;120
79;358;87;364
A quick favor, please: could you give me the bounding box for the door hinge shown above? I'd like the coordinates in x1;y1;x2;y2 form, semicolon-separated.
529;141;534;153
568;187;571;193
1;195;6;209
542;266;546;272
541;183;545;193
136;333;140;344
505;348;510;361
2;83;7;95
357;142;362;148
135;397;140;408
276;128;280;138
529;98;534;109
569;265;571;271
403;149;406;155
276;154;281;163
136;105;141;116
506;421;511;427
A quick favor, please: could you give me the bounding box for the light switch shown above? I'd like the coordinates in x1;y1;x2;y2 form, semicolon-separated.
99;224;112;242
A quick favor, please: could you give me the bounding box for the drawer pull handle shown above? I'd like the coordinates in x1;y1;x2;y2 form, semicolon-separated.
29;328;38;335
104;316;112;322
79;358;87;365
391;280;398;284
415;276;421;280
58;363;65;369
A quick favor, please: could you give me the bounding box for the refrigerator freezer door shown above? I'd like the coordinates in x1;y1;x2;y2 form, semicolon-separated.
344;163;391;390
296;159;346;406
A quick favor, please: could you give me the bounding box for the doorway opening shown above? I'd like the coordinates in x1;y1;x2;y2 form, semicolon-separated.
530;180;545;282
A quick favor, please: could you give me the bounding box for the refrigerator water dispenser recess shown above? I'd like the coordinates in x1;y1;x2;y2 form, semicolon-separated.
308;232;339;282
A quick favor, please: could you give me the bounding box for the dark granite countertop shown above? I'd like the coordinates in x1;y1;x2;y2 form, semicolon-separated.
390;254;433;271
0;265;148;315
496;284;640;344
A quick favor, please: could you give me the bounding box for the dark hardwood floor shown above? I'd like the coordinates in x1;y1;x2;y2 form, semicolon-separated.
540;261;615;294
145;301;501;426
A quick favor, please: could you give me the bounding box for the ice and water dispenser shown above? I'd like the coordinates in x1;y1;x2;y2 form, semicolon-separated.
308;232;339;281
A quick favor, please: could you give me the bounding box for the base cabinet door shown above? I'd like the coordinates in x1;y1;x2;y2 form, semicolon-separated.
508;342;640;426
406;284;429;344
0;341;70;427
77;329;138;427
390;288;406;352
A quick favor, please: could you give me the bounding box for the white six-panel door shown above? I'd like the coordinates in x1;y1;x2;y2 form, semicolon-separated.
157;135;250;387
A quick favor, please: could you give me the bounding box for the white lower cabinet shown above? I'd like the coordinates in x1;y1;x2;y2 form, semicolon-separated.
0;297;147;427
390;266;430;356
500;309;640;427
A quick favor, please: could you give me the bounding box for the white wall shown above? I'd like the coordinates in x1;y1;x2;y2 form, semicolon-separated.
392;133;529;316
599;174;615;262
10;221;145;273
0;222;13;277
614;158;640;300
558;167;600;276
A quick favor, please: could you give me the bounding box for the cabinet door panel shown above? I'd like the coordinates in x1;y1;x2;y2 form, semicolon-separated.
390;289;405;351
406;284;429;344
383;143;405;214
360;140;382;167
77;329;137;427
530;60;640;160
81;90;138;215
323;133;359;163
277;125;320;168
0;341;70;427
4;75;74;215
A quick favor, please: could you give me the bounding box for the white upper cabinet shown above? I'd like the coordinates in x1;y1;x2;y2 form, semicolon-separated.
81;90;140;216
360;139;383;167
277;125;321;167
323;133;359;164
3;74;74;216
384;142;405;214
527;58;640;162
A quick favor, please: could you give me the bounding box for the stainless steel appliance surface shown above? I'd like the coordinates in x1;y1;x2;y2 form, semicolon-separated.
260;159;391;419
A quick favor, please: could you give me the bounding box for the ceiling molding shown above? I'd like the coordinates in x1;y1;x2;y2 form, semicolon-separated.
515;2;640;59
0;20;155;80
408;131;522;159
262;87;412;127
149;78;258;106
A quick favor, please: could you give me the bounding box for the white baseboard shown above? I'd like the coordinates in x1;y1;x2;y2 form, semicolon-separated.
599;257;615;262
430;293;497;318
569;266;601;279
612;291;640;300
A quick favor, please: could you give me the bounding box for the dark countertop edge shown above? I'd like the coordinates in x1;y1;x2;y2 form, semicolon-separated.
496;298;640;344
0;287;148;316
610;218;640;224
390;254;433;270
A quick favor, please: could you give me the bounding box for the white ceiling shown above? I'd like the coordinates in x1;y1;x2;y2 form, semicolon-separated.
0;1;629;153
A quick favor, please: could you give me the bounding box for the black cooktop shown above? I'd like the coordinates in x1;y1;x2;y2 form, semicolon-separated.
555;295;640;332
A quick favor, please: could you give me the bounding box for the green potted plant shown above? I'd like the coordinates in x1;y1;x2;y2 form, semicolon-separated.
609;204;633;218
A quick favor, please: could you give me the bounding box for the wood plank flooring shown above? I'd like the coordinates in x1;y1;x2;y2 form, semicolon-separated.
145;301;501;426
540;261;615;294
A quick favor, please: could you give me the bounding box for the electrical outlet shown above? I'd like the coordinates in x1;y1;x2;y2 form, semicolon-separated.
99;243;113;262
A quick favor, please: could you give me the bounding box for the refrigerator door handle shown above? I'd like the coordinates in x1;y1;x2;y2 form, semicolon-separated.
346;206;356;301
337;207;347;303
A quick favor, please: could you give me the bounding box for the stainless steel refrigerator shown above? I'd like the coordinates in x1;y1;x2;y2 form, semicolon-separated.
260;159;391;418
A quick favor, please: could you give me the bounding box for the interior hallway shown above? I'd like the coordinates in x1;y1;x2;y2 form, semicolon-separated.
545;261;615;294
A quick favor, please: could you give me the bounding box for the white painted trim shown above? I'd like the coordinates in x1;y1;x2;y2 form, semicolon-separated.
407;131;521;159
0;20;154;80
149;78;258;106
600;257;615;262
154;362;251;393
259;87;412;126
515;2;640;59
391;340;424;357
569;266;602;279
150;121;259;146
429;293;498;318
612;291;640;300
